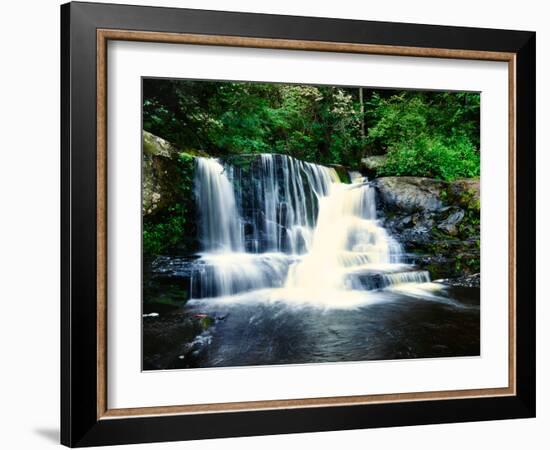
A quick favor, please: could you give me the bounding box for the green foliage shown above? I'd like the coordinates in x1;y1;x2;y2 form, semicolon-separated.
143;80;219;152
453;253;480;275
143;79;365;167
367;91;480;181
143;204;186;255
378;135;480;181
143;153;196;256
143;79;480;179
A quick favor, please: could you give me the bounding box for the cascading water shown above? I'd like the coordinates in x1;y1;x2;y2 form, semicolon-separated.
194;158;244;253
191;154;432;302
251;154;339;254
285;178;404;291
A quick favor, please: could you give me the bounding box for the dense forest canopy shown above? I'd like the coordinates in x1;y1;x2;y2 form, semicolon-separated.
143;79;480;181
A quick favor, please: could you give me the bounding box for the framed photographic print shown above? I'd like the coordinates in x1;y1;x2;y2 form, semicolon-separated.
61;1;536;447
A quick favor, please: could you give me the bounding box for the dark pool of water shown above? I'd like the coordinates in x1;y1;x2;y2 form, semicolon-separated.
142;285;480;370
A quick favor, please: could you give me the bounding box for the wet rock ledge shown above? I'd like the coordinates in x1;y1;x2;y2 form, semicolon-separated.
372;176;480;280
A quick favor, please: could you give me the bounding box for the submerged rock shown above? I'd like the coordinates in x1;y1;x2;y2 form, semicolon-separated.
199;315;215;330
437;273;480;288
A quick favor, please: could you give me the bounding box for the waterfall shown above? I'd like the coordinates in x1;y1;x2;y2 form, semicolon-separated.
285;175;402;291
254;154;339;254
195;158;244;253
190;253;291;299
190;154;433;301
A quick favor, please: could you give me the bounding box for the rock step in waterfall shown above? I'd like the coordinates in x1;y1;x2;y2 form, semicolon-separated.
188;154;433;301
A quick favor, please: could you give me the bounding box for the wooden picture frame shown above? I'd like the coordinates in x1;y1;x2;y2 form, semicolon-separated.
61;1;535;447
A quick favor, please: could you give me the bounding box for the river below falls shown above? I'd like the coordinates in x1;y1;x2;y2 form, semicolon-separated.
142;284;480;370
143;155;480;370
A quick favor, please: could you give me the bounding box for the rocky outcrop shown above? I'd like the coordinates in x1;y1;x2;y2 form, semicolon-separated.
143;130;179;158
373;177;446;213
142;131;198;255
437;207;464;236
373;176;480;279
143;131;182;216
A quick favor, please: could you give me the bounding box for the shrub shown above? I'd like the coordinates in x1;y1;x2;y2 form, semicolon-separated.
378;135;480;181
367;91;480;181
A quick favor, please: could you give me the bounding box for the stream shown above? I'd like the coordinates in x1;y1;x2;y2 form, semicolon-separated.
143;154;480;370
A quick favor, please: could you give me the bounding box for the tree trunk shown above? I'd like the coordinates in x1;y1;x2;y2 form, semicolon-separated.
359;87;365;139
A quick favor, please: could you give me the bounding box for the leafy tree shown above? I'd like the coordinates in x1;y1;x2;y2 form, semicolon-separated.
142;79;480;180
367;91;480;180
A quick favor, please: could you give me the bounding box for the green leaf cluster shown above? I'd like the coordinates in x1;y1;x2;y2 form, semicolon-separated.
368;91;480;181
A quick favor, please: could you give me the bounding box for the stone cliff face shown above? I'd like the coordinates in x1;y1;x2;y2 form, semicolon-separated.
372;176;480;281
143;130;182;216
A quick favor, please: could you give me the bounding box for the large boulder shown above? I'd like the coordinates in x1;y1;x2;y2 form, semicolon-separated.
143;130;179;158
141;131;199;256
142;131;184;216
373;177;447;213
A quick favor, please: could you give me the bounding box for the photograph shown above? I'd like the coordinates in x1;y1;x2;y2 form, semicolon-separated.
142;78;482;370
53;1;537;447
0;0;540;446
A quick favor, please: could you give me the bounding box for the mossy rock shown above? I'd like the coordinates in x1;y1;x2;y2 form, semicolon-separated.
199;316;215;330
143;130;179;158
142;131;199;256
328;164;351;183
446;178;480;211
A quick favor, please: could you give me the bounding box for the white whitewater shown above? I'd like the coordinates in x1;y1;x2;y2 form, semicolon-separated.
285;175;404;291
257;153;339;254
192;154;433;302
194;158;244;253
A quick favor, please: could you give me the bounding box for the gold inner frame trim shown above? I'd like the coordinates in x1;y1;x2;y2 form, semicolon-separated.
96;28;517;420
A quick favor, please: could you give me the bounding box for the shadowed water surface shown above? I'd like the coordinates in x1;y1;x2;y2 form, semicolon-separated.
143;285;479;370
